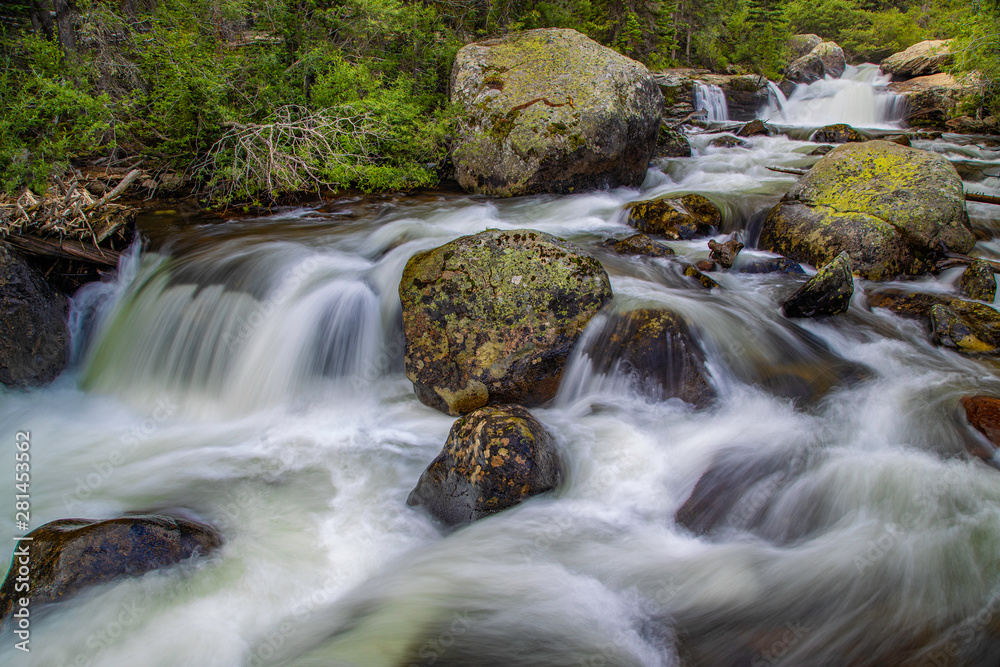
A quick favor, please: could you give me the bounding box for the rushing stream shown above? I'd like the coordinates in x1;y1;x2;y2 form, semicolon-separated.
4;69;1000;666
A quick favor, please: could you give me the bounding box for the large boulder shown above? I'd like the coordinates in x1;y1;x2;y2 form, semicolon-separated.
626;194;721;239
400;229;613;415
0;242;69;387
450;28;663;196
407;404;561;527
881;40;953;80
759;141;974;279
0;515;221;620
887;73;972;129
785;41;846;84
788;34;823;60
573;307;716;407
868;289;1000;354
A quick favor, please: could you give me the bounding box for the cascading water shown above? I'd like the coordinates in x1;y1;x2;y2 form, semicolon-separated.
694;82;729;122
758;64;907;128
3;69;1000;667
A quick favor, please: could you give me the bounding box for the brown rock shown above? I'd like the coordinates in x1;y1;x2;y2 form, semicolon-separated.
809;124;870;144
626;194;721;239
880;40;953;79
868;289;1000;354
737;119;774;137
959;259;997;302
602;233;675;258
407;404;561;527
708;238;744;269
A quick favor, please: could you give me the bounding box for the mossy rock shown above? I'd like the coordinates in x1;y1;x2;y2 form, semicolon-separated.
626;194;721;240
407;404;561;527
759;141;974;279
655;125;692;158
602;233;675;258
683;263;721;289
782;251;854;318
959;260;997;302
575;307;716;408
399;229;613;415
709;135;749;149
0;242;68;387
868;289;1000;354
809;124;870;144
450;28;663;196
0;515;221;620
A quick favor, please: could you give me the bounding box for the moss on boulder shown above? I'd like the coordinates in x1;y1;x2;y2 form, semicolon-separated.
626;194;721;239
407;404;561;527
602;233;675;258
450;28;663;196
809;124;870;144
399;229;613;415
759;141;974;279
868;289;1000;354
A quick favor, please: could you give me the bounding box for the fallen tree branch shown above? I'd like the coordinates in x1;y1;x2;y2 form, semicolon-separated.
966;191;1000;206
766;165;808;176
4;234;120;267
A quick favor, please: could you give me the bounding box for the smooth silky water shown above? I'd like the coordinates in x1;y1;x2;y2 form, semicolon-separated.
3;69;1000;666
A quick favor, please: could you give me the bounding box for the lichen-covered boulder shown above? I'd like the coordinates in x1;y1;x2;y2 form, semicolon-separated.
407;404;561;527
782;252;854;318
881;40;953;79
0;242;68;387
959;260;997;302
810;124;870;144
400;229;613;415
450;28;663;196
887;73;971;129
788;34;823;60
0;515;221;619
626;194;721;239
868;289;1000;354
603;233;675;258
759;141;975;279
573;307;716;407
786;41;846;84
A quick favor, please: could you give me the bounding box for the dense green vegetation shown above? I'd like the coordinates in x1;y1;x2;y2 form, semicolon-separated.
0;0;996;202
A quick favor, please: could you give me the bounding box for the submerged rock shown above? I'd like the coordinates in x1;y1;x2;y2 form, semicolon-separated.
759;141;974;280
959;260;997;302
0;515;221;619
449;28;662;196
708;238;744;269
602;233;675;258
785;41;846;84
0;242;69;387
576;307;716;408
868;289;1000;354
683;263;721;289
399;229;613;415
809;124;870;144
782;252;854;318
737;256;805;275
407;404;561;527
880;40;953;80
626;194;721;239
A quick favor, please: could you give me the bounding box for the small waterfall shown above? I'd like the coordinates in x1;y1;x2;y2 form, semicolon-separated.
758;64;906;128
695;82;729;122
764;80;787;117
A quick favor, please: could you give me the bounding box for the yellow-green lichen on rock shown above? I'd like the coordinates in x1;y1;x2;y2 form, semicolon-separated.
450;28;663;197
759;141;974;279
399;228;613;415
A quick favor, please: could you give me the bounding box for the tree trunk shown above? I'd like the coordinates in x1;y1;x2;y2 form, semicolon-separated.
52;0;77;57
30;0;54;40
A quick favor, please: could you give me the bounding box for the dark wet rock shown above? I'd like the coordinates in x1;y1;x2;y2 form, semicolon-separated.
652;71;771;123
736;256;805;275
788;34;823;60
450;28;663;196
708;238;744;269
737;119;774;137
785;41;846;84
782;252;854;318
881;40;953;80
945;116;999;135
809;145;833;156
407;404;561;527
759;141;974;280
683;263;720;289
883;134;912;147
655;125;692;158
709;135;748;149
399;229;613;415
696;259;717;272
868;289;1000;354
959;260;997;302
626;194;721;239
961;395;1000;462
809;123;870;144
0;515;221;619
602;233;675;258
0;242;69;387
578;308;716;408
